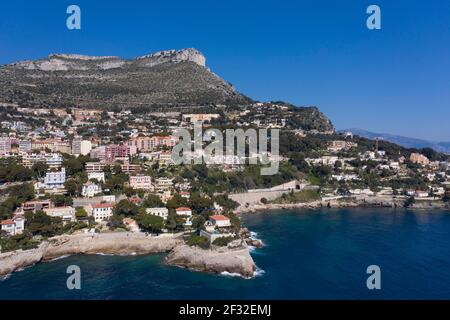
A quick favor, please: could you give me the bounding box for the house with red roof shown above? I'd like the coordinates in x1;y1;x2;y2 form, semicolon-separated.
1;216;25;236
175;207;192;217
91;203;114;222
209;215;231;228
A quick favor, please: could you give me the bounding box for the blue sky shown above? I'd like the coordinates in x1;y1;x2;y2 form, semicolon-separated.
1;0;449;141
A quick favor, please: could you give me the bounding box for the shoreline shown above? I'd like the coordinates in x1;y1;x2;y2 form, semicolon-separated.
0;232;258;279
234;197;450;214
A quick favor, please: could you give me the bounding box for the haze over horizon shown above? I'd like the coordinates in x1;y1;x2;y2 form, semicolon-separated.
1;0;449;140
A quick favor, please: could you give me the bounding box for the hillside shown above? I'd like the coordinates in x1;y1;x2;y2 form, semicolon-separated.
341;128;450;154
0;48;251;109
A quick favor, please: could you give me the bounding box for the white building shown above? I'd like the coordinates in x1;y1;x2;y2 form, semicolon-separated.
22;153;63;169
332;174;360;181
91;203;114;222
1;216;25;236
415;190;429;198
175;207;192;217
44;168;66;189
44;206;76;222
72;138;92;156
81;181;102;198
87;171;105;183
129;175;152;190
209;215;231;228
0;137;11;155
146;207;169;220
155;177;174;191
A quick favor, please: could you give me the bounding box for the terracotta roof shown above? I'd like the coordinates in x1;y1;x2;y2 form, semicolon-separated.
176;207;191;211
92;203;114;209
210;215;230;221
1;219;14;225
129;197;141;203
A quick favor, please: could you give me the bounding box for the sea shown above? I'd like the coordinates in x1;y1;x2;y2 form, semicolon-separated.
1;208;450;300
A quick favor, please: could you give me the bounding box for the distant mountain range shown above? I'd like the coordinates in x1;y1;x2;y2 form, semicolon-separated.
0;48;251;108
340;128;450;154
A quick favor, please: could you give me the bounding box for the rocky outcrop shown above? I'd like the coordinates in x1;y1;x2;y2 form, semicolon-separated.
165;243;257;278
0;233;259;279
10;49;205;71
0;232;182;277
136;48;206;67
0;245;45;277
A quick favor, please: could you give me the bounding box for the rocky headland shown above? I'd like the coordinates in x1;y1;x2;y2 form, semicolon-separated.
165;241;256;278
0;232;259;279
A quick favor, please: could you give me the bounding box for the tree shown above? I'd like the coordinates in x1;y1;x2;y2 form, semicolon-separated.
75;207;88;219
114;199;138;216
137;214;164;233
31;161;48;179
143;194;164;208
63;157;84;176
26;210;61;237
107;214;126;230
212;236;234;247
191;215;205;230
189;193;213;214
64;179;81;196
105;174;127;193
404;196;415;208
166;193;188;210
51;194;73;207
165;210;178;231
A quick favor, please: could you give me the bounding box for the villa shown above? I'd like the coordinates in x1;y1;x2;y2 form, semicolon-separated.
1;216;25;236
82;181;102;198
146;207;169;220
176;207;192;217
91;203;114;222
209;215;231;228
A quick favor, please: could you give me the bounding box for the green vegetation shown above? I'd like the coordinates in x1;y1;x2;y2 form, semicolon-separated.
136;214;164;234
0;183;35;220
271;189;321;204
0;160;32;183
0;232;40;252
114;199;139;216
212;236;234;247
186;234;209;249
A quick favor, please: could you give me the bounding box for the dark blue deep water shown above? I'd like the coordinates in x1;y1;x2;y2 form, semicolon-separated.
1;208;450;299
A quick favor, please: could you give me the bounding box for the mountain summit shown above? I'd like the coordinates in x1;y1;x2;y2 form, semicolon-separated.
0;48;250;108
9;48;207;71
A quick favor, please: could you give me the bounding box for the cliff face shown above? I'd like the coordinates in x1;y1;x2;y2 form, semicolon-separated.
165;244;257;278
0;233;182;277
0;48;251;108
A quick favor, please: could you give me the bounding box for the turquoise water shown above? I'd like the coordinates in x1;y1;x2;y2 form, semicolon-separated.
1;208;450;299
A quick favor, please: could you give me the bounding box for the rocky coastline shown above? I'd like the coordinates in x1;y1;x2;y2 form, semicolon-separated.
165;241;256;278
234;197;449;214
0;232;259;279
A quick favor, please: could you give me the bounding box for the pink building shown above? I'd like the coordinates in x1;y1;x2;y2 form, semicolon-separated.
91;144;137;162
